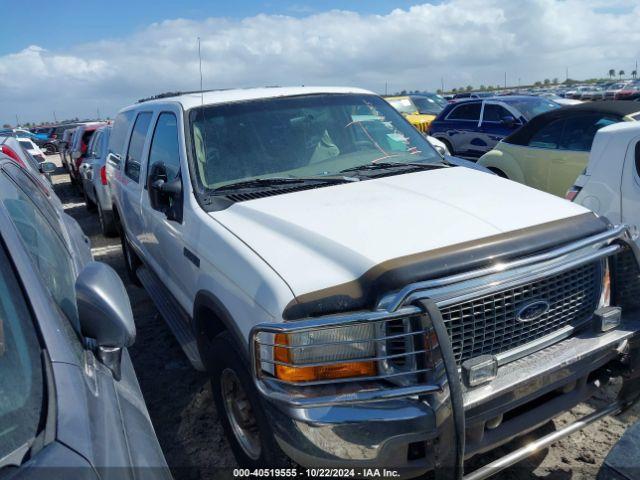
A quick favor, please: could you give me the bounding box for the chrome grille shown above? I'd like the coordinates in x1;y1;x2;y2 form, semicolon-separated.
440;262;601;366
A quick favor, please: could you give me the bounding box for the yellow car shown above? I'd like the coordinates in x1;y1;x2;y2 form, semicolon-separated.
478;102;640;197
385;94;445;134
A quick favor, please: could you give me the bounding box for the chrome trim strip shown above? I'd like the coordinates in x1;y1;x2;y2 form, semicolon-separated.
378;225;626;312
254;382;442;408
494;323;579;365
421;244;619;308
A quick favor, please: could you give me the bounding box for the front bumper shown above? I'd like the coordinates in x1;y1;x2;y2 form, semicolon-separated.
264;316;640;476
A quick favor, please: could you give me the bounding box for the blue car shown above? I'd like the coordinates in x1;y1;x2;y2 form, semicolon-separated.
428;96;560;159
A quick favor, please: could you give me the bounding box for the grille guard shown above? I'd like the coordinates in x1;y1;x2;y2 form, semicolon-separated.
251;224;637;408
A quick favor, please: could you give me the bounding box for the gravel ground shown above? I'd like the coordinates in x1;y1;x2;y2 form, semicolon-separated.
50;155;640;479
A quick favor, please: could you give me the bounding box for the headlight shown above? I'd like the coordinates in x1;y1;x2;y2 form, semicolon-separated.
273;324;377;382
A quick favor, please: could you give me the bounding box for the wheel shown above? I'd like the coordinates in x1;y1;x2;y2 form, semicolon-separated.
120;231;142;286
98;202;118;237
43;143;57;155
210;331;290;467
83;188;97;212
440;138;454;155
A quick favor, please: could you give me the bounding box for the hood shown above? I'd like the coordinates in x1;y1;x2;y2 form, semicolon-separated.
213;167;593;303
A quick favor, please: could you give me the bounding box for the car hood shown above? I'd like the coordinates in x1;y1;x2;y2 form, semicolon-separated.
212;167;592;302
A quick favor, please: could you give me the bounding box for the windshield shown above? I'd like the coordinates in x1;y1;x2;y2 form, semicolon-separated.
385;97;418;114
189;93;443;191
410;96;444;115
502;97;560;121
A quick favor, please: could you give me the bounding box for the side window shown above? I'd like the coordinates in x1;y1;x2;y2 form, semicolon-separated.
483;104;511;122
0;173;80;334
559;115;618;152
635;141;640;178
87;131;100;158
147;113;180;184
527;119;565;149
0;244;43;462
93;131;104;159
125;112;153;183
447;103;481;121
107;110;136;167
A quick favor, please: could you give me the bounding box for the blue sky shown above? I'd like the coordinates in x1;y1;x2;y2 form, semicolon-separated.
0;0;638;125
1;0;435;55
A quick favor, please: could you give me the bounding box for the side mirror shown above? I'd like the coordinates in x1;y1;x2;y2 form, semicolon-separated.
500;115;518;128
148;162;183;222
76;262;135;380
39;162;56;174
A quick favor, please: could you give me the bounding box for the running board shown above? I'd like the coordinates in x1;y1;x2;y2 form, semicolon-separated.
137;266;205;371
463;401;621;480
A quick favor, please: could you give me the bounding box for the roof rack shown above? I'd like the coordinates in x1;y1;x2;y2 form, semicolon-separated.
136;86;283;103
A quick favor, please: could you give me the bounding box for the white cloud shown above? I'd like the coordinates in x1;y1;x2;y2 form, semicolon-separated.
1;0;639;124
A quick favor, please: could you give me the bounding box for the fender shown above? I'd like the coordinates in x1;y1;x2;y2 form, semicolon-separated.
193;290;249;361
477;149;525;184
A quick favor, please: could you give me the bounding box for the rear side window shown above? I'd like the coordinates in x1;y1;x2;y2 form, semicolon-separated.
528;119;565;149
147;112;180;183
447;103;481;121
124;112;152;183
0;243;43;463
107;110;136;167
482;104;511;122
559;115;618;152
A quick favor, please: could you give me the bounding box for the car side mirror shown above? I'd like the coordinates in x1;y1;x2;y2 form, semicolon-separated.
39;162;56;174
76;262;135;380
148;162;183;223
500;116;518;128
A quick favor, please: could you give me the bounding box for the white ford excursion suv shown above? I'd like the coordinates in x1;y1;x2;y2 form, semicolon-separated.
106;87;640;479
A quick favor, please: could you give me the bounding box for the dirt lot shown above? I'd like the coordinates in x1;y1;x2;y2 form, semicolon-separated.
50;155;640;479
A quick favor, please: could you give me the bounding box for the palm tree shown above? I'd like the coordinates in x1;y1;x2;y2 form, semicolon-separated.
609;69;616;79
619;70;625;79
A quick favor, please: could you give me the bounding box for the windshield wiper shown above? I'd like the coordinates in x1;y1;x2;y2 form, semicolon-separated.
339;161;446;174
212;175;358;193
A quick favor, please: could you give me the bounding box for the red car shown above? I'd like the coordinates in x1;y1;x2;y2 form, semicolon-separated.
615;84;640;100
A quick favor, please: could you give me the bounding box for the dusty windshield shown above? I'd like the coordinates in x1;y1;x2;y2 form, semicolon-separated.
189;93;443;190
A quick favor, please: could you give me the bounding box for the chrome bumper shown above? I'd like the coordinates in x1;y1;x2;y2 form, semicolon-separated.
265;318;640;476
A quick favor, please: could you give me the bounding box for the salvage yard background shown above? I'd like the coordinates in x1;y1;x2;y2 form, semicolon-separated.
49;155;640;479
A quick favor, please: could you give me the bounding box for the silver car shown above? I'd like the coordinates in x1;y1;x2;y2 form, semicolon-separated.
79;125;117;236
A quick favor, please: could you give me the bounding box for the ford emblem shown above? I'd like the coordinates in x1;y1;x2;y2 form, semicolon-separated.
516;300;550;323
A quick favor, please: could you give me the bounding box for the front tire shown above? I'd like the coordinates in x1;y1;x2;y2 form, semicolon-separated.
209;331;290;468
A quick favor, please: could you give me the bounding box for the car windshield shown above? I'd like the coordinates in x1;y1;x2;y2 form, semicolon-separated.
502;97;560;121
189;93;444;191
385;97;418;114
411;96;444;115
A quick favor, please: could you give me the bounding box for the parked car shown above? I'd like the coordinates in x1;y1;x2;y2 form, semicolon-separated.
428;95;560;158
79;125;117;236
0;136;57;186
16;136;47;163
0;156;171;479
568;121;640;228
615;83;640;101
385;94;443;133
59;127;77;170
598;419;640;480
106;86;640;477
478;101;640;197
537;92;583;106
580;85;605;101
32;124;79;155
451;91;493;101
605;82;632;100
68;122;106;187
